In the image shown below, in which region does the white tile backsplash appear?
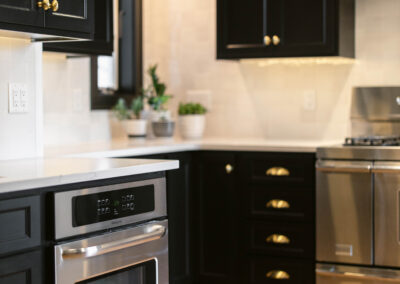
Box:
[0,38,42,160]
[41,0,400,146]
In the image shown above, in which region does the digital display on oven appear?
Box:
[72,185,155,227]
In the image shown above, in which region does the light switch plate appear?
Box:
[9,83,28,113]
[303,90,317,111]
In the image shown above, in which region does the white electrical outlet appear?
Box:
[303,90,317,111]
[9,83,28,113]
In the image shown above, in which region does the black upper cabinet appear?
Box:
[0,0,94,40]
[217,0,355,59]
[0,0,44,28]
[44,0,113,55]
[44,0,94,35]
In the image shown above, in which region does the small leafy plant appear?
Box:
[145,65,172,111]
[178,102,207,115]
[113,96,144,120]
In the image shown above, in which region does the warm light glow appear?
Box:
[241,57,357,67]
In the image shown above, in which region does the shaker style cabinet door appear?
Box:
[44,0,113,55]
[275,0,335,57]
[44,0,94,36]
[193,152,239,284]
[0,0,44,28]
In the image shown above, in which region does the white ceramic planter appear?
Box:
[122,119,147,137]
[178,115,206,140]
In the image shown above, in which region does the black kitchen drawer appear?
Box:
[245,256,314,284]
[247,222,314,258]
[0,196,41,256]
[239,153,315,187]
[0,249,42,284]
[247,187,314,222]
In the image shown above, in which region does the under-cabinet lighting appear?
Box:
[241,57,356,67]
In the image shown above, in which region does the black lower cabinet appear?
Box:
[0,250,43,284]
[166,153,195,284]
[192,152,239,284]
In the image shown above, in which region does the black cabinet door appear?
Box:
[0,196,41,256]
[0,250,42,284]
[166,153,194,284]
[0,0,43,28]
[44,0,94,36]
[273,0,335,57]
[193,152,239,284]
[43,0,113,55]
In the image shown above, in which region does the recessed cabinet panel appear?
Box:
[0,250,42,284]
[0,0,43,27]
[0,196,41,255]
[278,0,335,56]
[223,0,264,47]
[45,0,94,34]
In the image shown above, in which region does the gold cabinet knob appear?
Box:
[51,0,59,11]
[272,35,281,46]
[266,167,290,176]
[225,164,234,174]
[266,199,290,209]
[266,270,290,280]
[38,0,59,11]
[264,35,272,46]
[38,0,51,10]
[266,234,290,244]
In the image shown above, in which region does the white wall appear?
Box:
[43,0,400,145]
[143,0,400,141]
[42,53,124,146]
[0,38,42,160]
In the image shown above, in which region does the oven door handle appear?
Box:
[316,266,400,282]
[316,160,373,173]
[62,224,166,259]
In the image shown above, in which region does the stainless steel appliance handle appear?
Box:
[62,224,166,259]
[373,162,400,173]
[316,266,400,281]
[316,160,372,173]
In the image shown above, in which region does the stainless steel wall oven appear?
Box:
[52,177,168,284]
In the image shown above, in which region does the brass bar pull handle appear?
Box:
[266,234,290,244]
[266,167,290,176]
[266,270,290,280]
[225,164,234,174]
[266,199,290,209]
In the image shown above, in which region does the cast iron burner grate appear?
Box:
[344,136,400,146]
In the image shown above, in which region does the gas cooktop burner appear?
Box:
[344,136,400,146]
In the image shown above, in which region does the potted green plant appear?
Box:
[144,64,175,137]
[113,97,147,138]
[178,102,207,139]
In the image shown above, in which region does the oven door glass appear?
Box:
[77,260,156,284]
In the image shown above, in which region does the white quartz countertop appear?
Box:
[45,138,342,158]
[0,157,179,194]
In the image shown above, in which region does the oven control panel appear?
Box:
[72,185,155,227]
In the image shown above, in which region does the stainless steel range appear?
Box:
[316,87,400,283]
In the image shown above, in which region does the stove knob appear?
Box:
[105,198,110,205]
